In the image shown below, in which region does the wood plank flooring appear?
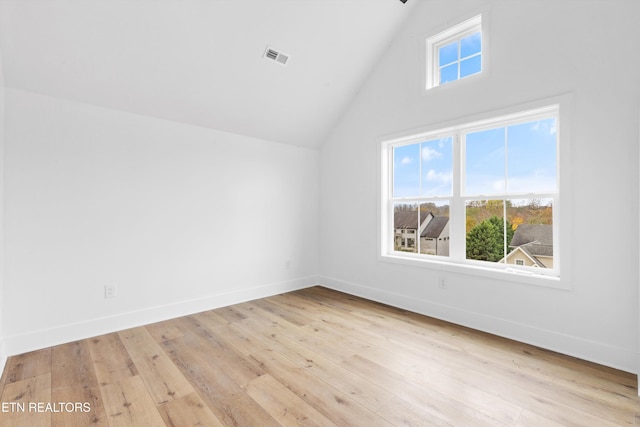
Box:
[0,286,638,426]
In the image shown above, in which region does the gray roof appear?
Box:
[509,224,553,266]
[394,211,431,229]
[519,243,553,257]
[518,243,553,264]
[510,224,553,247]
[512,246,546,267]
[421,216,449,238]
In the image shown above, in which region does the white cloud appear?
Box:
[466,175,554,195]
[506,173,556,193]
[400,156,413,165]
[422,146,442,161]
[464,172,556,196]
[531,120,556,135]
[492,180,506,192]
[425,169,452,183]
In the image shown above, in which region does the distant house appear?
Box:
[394,211,432,251]
[394,210,449,255]
[420,216,450,256]
[502,224,553,268]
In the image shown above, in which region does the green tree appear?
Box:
[487,216,514,250]
[466,216,513,262]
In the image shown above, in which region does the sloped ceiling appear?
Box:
[0,0,416,147]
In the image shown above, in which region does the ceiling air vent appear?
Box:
[264,47,289,65]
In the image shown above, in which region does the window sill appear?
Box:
[379,253,569,290]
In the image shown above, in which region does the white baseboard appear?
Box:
[3,276,318,358]
[319,275,637,374]
[4,274,634,375]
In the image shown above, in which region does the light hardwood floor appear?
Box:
[0,286,638,426]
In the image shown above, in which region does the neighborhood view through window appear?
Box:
[386,107,558,274]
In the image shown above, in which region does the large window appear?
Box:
[382,105,560,279]
[426,15,482,89]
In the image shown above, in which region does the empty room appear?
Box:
[0,0,639,425]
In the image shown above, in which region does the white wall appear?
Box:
[2,0,638,377]
[2,88,319,354]
[320,0,640,372]
[0,38,6,370]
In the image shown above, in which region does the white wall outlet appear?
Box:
[284,260,291,270]
[438,276,447,290]
[105,283,117,298]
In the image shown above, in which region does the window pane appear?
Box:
[439,41,458,66]
[507,118,557,193]
[465,128,505,195]
[460,55,481,78]
[465,200,507,263]
[427,16,482,88]
[419,202,450,256]
[421,137,453,197]
[460,32,481,57]
[393,203,420,253]
[393,143,420,197]
[386,105,559,277]
[440,63,458,84]
[506,199,554,269]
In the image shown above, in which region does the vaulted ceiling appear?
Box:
[0,0,416,147]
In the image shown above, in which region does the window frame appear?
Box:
[379,96,572,289]
[426,14,482,89]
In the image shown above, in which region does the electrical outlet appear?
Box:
[284,260,291,270]
[438,277,447,290]
[105,283,117,298]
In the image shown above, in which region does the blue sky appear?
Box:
[465,118,557,195]
[393,136,453,197]
[439,31,481,84]
[393,118,557,198]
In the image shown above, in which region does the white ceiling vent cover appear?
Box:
[264,47,289,65]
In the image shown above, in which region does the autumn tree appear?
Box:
[510,215,524,230]
[466,217,478,233]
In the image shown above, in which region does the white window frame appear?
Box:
[380,96,572,289]
[426,14,482,89]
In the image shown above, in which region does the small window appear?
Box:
[426,15,482,89]
[515,259,525,266]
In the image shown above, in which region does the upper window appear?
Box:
[426,15,482,89]
[382,105,560,281]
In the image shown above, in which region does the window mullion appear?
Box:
[417,143,422,254]
[418,142,423,195]
[504,127,509,261]
[502,200,508,264]
[416,209,421,254]
[457,41,462,80]
[387,147,395,254]
[451,132,465,262]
